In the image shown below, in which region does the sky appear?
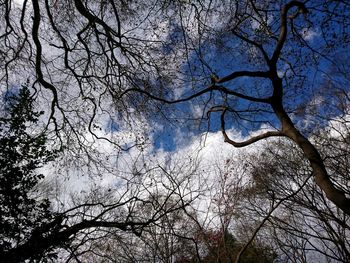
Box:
[1,1,349,261]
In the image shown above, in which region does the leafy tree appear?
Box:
[0,86,57,261]
[0,106,194,263]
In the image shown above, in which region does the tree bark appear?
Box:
[271,90,350,216]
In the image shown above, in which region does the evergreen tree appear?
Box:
[0,87,56,260]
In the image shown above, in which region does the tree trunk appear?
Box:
[273,103,350,216]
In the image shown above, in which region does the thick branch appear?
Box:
[73,0,118,35]
[1,217,146,263]
[262,0,350,217]
[31,0,59,122]
[216,70,269,84]
[271,1,307,65]
[272,104,350,216]
[220,108,285,148]
[2,194,190,262]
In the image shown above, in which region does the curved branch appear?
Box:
[118,83,270,105]
[272,102,350,216]
[32,0,59,123]
[220,108,285,148]
[271,1,308,65]
[0,217,144,263]
[267,1,350,216]
[2,197,190,263]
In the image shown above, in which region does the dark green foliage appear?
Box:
[0,87,56,257]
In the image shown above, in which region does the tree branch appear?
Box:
[272,101,350,216]
[32,0,59,122]
[234,174,312,263]
[220,108,285,148]
[118,83,270,105]
[231,31,270,63]
[216,70,269,84]
[271,1,308,65]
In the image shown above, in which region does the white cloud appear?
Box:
[301,28,319,42]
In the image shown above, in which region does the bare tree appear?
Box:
[116,0,350,214]
[243,117,349,262]
[1,0,350,261]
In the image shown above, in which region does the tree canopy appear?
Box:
[0,0,349,262]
